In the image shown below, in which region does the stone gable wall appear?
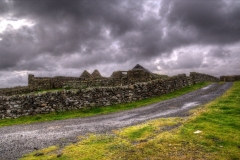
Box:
[29,75,80,89]
[127,70,153,84]
[0,76,81,96]
[63,78,128,89]
[0,72,219,119]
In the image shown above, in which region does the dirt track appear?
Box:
[0,82,232,160]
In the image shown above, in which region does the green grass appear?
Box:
[21,81,240,160]
[0,82,210,127]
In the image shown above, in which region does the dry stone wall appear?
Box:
[220,75,240,82]
[127,69,154,84]
[0,75,81,96]
[29,74,80,90]
[0,72,219,119]
[63,78,128,89]
[0,66,164,96]
[190,72,219,84]
[0,86,38,96]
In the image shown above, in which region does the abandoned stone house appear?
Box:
[0,64,222,97]
[28,64,166,90]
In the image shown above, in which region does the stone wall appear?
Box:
[0,72,219,119]
[190,72,219,84]
[127,69,155,84]
[0,65,166,96]
[0,71,157,96]
[0,86,39,96]
[0,75,81,96]
[64,70,157,89]
[0,72,219,96]
[63,78,128,89]
[220,75,240,82]
[29,74,80,90]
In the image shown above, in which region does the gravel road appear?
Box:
[0,82,232,160]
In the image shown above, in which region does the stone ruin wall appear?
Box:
[0,69,156,96]
[0,75,81,96]
[64,69,156,89]
[127,69,154,84]
[28,74,81,90]
[0,86,31,97]
[190,72,219,84]
[0,71,221,96]
[0,72,219,119]
[63,78,127,89]
[220,75,240,82]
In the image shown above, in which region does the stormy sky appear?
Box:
[0,0,240,88]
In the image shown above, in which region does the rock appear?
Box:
[6,110,11,114]
[41,104,47,107]
[128,85,134,89]
[105,102,110,106]
[111,96,118,100]
[84,101,90,105]
[14,105,20,108]
[194,130,202,134]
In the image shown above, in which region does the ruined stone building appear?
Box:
[27,64,167,91]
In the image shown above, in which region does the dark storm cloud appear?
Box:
[0,0,159,73]
[1,0,240,87]
[2,0,239,69]
[0,0,148,71]
[0,27,39,70]
[208,47,231,59]
[12,0,142,39]
[0,0,9,15]
[165,0,240,45]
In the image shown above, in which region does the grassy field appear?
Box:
[0,82,210,127]
[21,81,240,160]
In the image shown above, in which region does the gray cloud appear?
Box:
[165,0,240,44]
[0,0,240,87]
[208,47,231,59]
[0,0,9,15]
